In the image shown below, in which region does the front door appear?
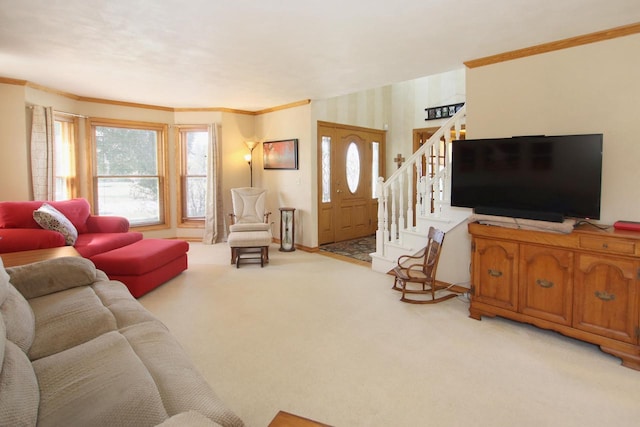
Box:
[318,122,385,245]
[334,130,369,241]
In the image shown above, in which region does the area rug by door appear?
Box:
[319,235,376,263]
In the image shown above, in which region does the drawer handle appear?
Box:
[595,290,615,302]
[602,243,609,249]
[488,269,503,278]
[536,279,554,288]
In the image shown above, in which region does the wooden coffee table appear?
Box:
[268,411,331,427]
[0,246,81,268]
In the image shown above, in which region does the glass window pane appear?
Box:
[97,177,160,225]
[346,142,360,193]
[371,141,379,199]
[321,136,331,203]
[95,127,158,176]
[186,176,206,218]
[187,131,208,175]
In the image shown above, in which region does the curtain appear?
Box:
[30,105,55,200]
[203,123,224,244]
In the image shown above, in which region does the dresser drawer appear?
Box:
[579,236,636,255]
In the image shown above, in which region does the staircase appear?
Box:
[371,106,471,275]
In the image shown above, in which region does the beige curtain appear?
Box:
[30,105,55,200]
[203,123,224,244]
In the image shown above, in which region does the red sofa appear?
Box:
[0,198,189,297]
[0,198,143,256]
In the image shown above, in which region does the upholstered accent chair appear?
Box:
[227,188,272,267]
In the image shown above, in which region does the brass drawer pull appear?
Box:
[488,269,503,278]
[536,279,554,288]
[595,290,615,302]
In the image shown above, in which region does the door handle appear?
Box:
[488,269,502,278]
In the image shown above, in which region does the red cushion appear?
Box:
[90,239,189,275]
[0,201,45,228]
[0,229,65,253]
[0,198,91,233]
[48,199,91,233]
[107,255,188,298]
[74,232,143,258]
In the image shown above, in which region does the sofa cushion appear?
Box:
[122,322,245,427]
[74,232,144,258]
[48,198,91,234]
[28,286,117,361]
[33,203,79,245]
[90,280,160,329]
[0,340,39,426]
[158,411,224,426]
[91,239,189,275]
[0,198,90,233]
[0,201,44,229]
[0,258,35,354]
[7,257,98,300]
[33,330,169,427]
[0,287,35,355]
[0,229,66,253]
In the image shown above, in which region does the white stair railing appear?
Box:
[375,106,466,256]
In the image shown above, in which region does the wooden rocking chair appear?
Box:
[391,227,458,304]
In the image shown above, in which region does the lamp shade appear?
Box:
[244,140,258,151]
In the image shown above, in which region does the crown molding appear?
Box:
[0,75,309,115]
[465,22,640,69]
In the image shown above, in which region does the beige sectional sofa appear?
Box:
[0,256,244,427]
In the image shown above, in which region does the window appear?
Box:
[371,141,379,199]
[89,118,168,228]
[53,115,79,200]
[176,126,208,225]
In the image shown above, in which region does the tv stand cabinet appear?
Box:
[468,222,640,370]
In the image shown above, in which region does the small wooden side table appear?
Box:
[0,246,81,268]
[268,411,331,427]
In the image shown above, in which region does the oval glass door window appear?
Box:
[346,142,360,193]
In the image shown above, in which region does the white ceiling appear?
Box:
[1,0,639,111]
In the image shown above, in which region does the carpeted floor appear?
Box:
[139,242,640,427]
[319,235,376,263]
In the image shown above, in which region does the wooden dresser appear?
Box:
[468,221,640,370]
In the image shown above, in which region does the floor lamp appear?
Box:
[244,141,258,187]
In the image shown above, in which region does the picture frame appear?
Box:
[425,102,465,121]
[263,139,298,170]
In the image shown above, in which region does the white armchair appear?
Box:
[229,187,271,232]
[227,187,272,267]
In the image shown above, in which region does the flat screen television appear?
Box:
[451,133,603,222]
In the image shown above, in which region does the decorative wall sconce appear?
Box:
[244,141,258,187]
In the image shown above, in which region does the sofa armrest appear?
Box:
[6,257,99,299]
[85,215,130,233]
[156,411,224,427]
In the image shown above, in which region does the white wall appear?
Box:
[388,68,466,164]
[466,33,640,225]
[255,104,313,248]
[0,84,29,200]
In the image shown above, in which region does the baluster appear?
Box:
[398,173,405,240]
[382,183,389,247]
[406,166,413,230]
[414,157,422,220]
[376,176,385,254]
[390,180,397,242]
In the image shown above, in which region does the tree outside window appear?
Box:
[177,127,208,225]
[89,119,168,227]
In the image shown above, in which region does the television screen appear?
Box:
[451,134,603,222]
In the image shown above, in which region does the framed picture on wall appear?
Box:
[263,139,298,170]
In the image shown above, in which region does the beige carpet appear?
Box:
[139,243,640,427]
